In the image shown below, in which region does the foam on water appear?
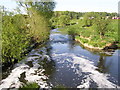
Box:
[0,64,49,89]
[0,47,52,89]
[52,53,119,88]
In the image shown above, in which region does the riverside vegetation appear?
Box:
[1,1,55,88]
[1,1,119,89]
[50,11,119,50]
[2,1,55,71]
[2,4,118,67]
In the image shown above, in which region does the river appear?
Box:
[0,28,120,88]
[48,28,119,88]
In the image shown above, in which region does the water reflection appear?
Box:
[68,41,76,50]
[38,45,56,76]
[96,55,109,73]
[40,60,56,76]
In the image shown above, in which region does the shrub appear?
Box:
[19,82,40,89]
[2,15,30,63]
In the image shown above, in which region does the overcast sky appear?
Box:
[0,0,119,13]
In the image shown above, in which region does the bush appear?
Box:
[105,19,118,41]
[19,82,40,89]
[2,15,30,63]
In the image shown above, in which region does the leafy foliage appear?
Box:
[2,14,30,63]
[83,12,94,26]
[27,7,50,43]
[58,15,70,27]
[19,82,40,89]
[94,17,109,38]
[2,1,55,64]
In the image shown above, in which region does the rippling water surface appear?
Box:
[48,28,119,88]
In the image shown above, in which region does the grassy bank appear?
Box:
[60,19,119,50]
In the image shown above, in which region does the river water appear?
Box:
[48,28,120,88]
[0,28,119,88]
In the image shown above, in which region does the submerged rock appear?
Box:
[19,72,27,84]
[25,61,33,67]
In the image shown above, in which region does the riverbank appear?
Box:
[60,19,119,51]
[75,35,119,51]
[2,12,51,77]
[2,3,53,70]
[75,38,103,51]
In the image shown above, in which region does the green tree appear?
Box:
[95,17,109,38]
[18,1,55,20]
[58,15,70,26]
[27,7,50,42]
[18,0,55,42]
[83,12,94,26]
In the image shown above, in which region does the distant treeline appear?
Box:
[50,11,118,28]
[53,11,118,19]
